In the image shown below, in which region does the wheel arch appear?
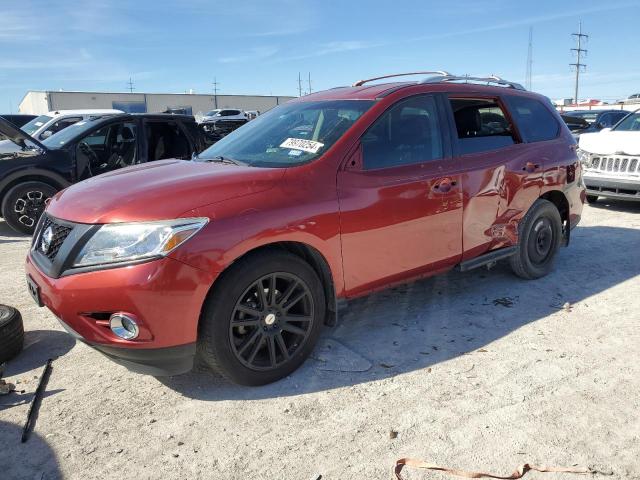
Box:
[0,170,70,208]
[539,189,570,244]
[204,241,338,327]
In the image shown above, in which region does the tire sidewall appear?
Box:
[517,200,562,278]
[1,181,58,235]
[200,252,325,386]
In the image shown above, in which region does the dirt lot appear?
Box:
[1,201,639,480]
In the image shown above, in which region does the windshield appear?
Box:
[565,111,598,123]
[20,115,53,136]
[197,100,374,167]
[613,111,640,131]
[41,117,106,148]
[205,110,220,116]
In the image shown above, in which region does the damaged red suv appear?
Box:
[25,73,585,385]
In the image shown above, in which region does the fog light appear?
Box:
[109,313,139,340]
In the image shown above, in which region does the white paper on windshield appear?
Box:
[280,138,324,154]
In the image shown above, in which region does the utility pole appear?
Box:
[525,26,533,90]
[127,77,135,93]
[307,72,312,94]
[298,72,303,97]
[212,77,220,108]
[570,21,588,105]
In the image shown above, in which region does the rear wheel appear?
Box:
[586,194,598,204]
[198,251,325,386]
[509,199,562,280]
[1,181,58,235]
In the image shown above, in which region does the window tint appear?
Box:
[145,121,192,160]
[450,98,516,154]
[362,95,443,170]
[112,101,147,113]
[505,96,559,143]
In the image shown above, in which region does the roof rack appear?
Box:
[352,71,451,87]
[420,74,526,90]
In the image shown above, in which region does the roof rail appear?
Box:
[352,71,451,87]
[420,74,526,90]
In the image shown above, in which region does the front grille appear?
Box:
[588,155,640,175]
[37,216,73,260]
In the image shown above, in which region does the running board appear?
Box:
[457,246,518,272]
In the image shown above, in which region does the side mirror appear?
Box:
[40,130,53,139]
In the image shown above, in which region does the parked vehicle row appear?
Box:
[577,108,640,203]
[560,109,631,139]
[0,113,205,233]
[198,108,260,144]
[23,72,585,386]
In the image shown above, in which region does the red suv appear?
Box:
[25,73,585,385]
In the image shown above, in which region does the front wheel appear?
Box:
[509,199,562,280]
[198,251,325,386]
[1,181,58,235]
[586,194,598,204]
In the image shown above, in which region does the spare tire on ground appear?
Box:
[0,305,24,363]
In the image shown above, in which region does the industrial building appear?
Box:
[18,90,296,116]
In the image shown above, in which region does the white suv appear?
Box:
[578,109,640,203]
[0,109,122,154]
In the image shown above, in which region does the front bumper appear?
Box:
[26,253,218,376]
[584,173,640,201]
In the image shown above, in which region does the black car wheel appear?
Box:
[198,251,325,386]
[509,199,562,280]
[0,305,24,363]
[1,181,57,235]
[586,194,598,204]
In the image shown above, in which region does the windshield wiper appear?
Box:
[203,155,247,166]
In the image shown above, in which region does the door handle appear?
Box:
[522,161,540,173]
[433,177,457,193]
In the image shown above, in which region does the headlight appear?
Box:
[73,217,208,267]
[576,147,591,165]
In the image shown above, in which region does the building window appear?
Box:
[112,101,147,113]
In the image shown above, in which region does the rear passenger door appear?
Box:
[337,94,463,296]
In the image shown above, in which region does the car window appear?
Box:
[76,122,138,178]
[613,111,640,131]
[40,116,83,139]
[610,112,628,125]
[20,115,53,136]
[145,121,192,160]
[450,98,517,154]
[504,96,559,142]
[362,95,443,170]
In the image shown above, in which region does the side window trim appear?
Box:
[502,94,561,143]
[360,93,450,171]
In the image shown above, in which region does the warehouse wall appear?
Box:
[18,91,295,115]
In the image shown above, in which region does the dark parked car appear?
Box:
[563,109,631,138]
[0,114,38,128]
[0,113,205,234]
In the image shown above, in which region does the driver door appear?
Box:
[337,94,463,296]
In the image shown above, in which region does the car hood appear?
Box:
[0,116,48,152]
[579,131,640,155]
[47,159,286,224]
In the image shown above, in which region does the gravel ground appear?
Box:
[1,201,639,480]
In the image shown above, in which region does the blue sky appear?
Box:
[1,0,639,112]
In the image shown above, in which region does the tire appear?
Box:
[586,194,598,204]
[0,305,24,363]
[1,181,58,235]
[509,199,563,280]
[198,251,325,386]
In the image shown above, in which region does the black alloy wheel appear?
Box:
[1,181,58,235]
[229,272,314,371]
[198,251,325,386]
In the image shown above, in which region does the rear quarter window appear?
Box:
[506,96,560,143]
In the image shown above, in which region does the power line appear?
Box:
[570,21,588,105]
[525,26,533,90]
[127,77,135,93]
